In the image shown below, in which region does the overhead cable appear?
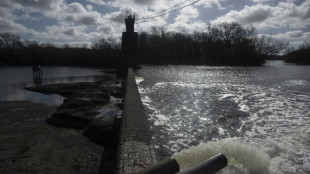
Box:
[139,0,201,20]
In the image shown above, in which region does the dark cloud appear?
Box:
[242,6,271,23]
[0,0,11,8]
[13,0,63,11]
[301,6,310,20]
[65,16,75,22]
[63,29,75,36]
[288,31,303,38]
[99,26,112,34]
[133,0,154,5]
[79,15,97,25]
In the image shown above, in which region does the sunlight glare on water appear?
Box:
[136,61,310,173]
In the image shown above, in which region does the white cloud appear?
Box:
[211,4,273,26]
[175,6,199,23]
[0,17,35,34]
[259,30,310,48]
[67,3,87,13]
[87,0,106,6]
[196,0,224,9]
[86,5,94,11]
[211,1,310,30]
[169,20,207,33]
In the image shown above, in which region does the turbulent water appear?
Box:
[135,61,310,174]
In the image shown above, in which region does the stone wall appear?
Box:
[116,68,157,174]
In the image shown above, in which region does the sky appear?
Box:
[0,0,309,48]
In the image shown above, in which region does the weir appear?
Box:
[116,68,157,173]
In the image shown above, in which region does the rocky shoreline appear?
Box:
[0,75,124,173]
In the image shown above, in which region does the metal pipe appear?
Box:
[138,158,180,174]
[178,153,228,174]
[138,153,227,174]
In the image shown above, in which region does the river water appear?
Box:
[0,66,111,106]
[136,61,310,174]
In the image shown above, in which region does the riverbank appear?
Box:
[0,74,124,173]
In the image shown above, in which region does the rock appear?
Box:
[47,113,91,130]
[58,99,93,110]
[83,118,118,148]
[24,77,124,148]
[109,90,124,98]
[70,91,110,105]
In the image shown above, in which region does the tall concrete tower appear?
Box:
[120,15,138,70]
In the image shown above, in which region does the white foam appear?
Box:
[135,76,144,85]
[239,103,250,112]
[173,139,270,174]
[153,114,170,126]
[219,94,235,100]
[285,79,307,85]
[218,127,226,135]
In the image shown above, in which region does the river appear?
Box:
[136,61,310,174]
[0,66,112,106]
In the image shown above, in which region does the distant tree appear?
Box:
[255,35,289,56]
[0,33,22,49]
[138,23,288,66]
[40,42,56,48]
[284,42,310,64]
[62,43,70,49]
[23,40,40,48]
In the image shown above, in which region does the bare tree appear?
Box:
[256,35,289,56]
[0,32,22,49]
[91,37,120,50]
[24,40,40,48]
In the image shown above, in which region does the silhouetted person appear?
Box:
[32,65,42,79]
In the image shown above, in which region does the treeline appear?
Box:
[138,23,288,66]
[284,43,310,65]
[0,33,120,67]
[1,22,289,67]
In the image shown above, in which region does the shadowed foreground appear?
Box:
[0,101,103,173]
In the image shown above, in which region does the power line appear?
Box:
[146,0,192,17]
[139,0,201,21]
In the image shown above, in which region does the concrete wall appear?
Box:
[116,68,157,174]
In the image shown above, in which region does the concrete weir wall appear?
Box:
[116,68,157,174]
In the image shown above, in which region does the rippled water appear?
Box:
[0,66,111,106]
[136,61,310,174]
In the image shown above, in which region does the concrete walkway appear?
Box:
[116,69,157,174]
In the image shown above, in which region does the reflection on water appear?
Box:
[136,60,310,174]
[0,66,112,106]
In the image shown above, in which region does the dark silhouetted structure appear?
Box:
[32,65,42,86]
[32,65,42,77]
[119,15,139,72]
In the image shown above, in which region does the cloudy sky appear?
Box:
[0,0,309,47]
